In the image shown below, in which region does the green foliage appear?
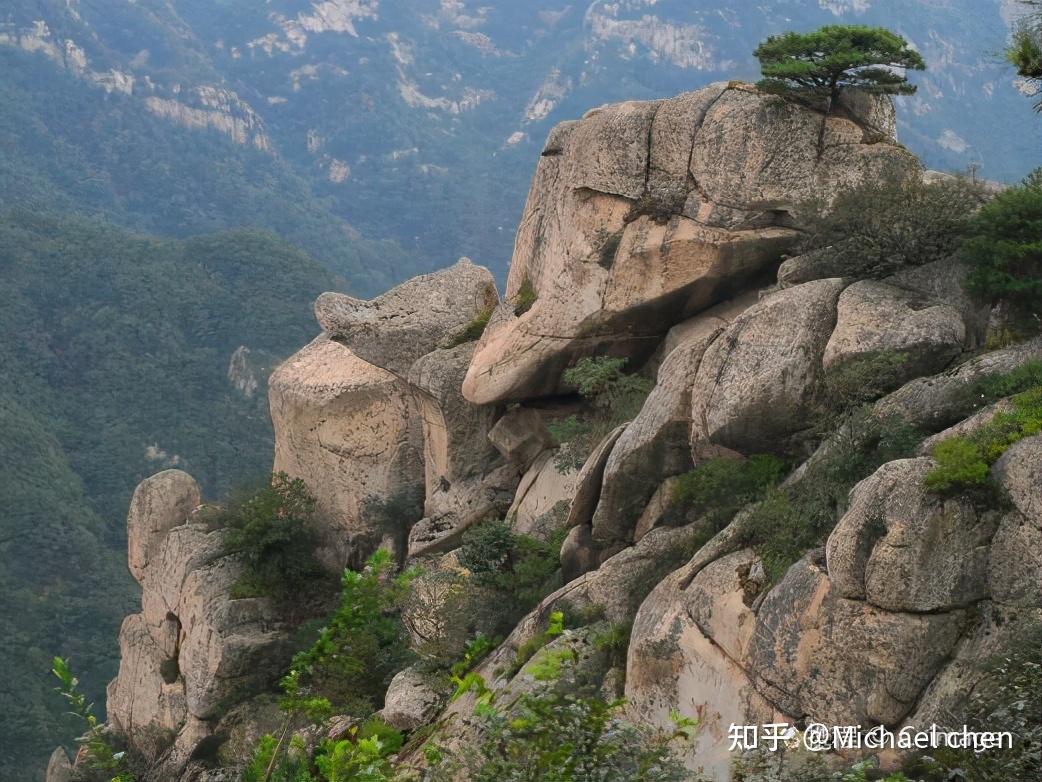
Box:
[962,170,1042,313]
[671,455,787,528]
[514,277,538,316]
[744,411,924,582]
[1007,8,1042,110]
[511,611,566,674]
[213,473,325,602]
[52,657,137,781]
[964,359,1042,402]
[457,521,565,634]
[820,352,911,414]
[592,622,633,671]
[549,357,653,472]
[445,306,494,348]
[755,25,925,102]
[797,170,986,280]
[283,551,415,717]
[926,385,1042,491]
[428,683,693,782]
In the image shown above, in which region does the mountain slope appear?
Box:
[2,0,1037,282]
[0,212,335,780]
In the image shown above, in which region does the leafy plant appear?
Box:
[52,656,137,781]
[671,455,787,528]
[1007,5,1042,111]
[962,169,1042,314]
[457,521,565,634]
[445,306,493,347]
[755,25,924,152]
[283,550,415,717]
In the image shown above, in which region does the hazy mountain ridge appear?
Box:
[2,0,1037,283]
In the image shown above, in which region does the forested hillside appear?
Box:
[0,213,334,779]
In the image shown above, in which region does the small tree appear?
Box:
[962,168,1042,315]
[754,25,925,150]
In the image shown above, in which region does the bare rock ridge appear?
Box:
[461,81,917,405]
[58,84,1042,782]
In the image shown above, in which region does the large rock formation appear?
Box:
[462,82,918,405]
[106,471,293,777]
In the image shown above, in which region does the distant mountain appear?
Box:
[0,213,333,780]
[1,0,1038,284]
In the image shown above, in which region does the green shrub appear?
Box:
[797,169,986,279]
[671,455,787,528]
[549,357,653,472]
[926,385,1042,491]
[427,686,694,782]
[820,351,910,415]
[51,657,139,781]
[282,550,415,717]
[445,306,494,347]
[744,412,923,583]
[511,611,566,674]
[963,170,1042,313]
[211,473,325,602]
[457,521,565,634]
[514,277,538,316]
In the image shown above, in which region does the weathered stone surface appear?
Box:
[918,398,1015,455]
[108,476,294,773]
[886,259,990,349]
[907,602,1042,729]
[826,458,996,612]
[591,327,722,548]
[315,258,498,376]
[379,666,444,731]
[691,278,845,452]
[269,335,424,569]
[559,523,598,584]
[106,613,188,759]
[873,336,1042,431]
[508,450,577,539]
[823,279,965,380]
[487,406,555,472]
[45,748,74,782]
[564,424,627,531]
[464,84,910,406]
[746,555,966,727]
[409,343,499,492]
[626,555,780,781]
[128,470,201,584]
[690,87,915,223]
[988,436,1042,607]
[633,476,684,543]
[656,289,760,362]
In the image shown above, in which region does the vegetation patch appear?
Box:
[962,168,1042,316]
[209,473,328,605]
[514,277,538,316]
[926,385,1042,492]
[548,357,653,473]
[444,306,494,348]
[671,455,787,528]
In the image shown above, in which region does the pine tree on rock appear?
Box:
[754,25,925,153]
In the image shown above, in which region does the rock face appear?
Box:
[106,471,292,776]
[315,258,498,376]
[269,335,425,568]
[690,278,845,452]
[462,83,916,405]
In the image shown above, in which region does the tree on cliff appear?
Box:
[1008,2,1042,110]
[754,25,925,151]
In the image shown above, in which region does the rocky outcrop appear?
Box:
[268,335,424,569]
[106,471,293,777]
[378,666,444,731]
[315,258,497,376]
[690,278,845,452]
[462,83,917,405]
[823,279,966,381]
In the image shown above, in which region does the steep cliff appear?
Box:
[53,84,1041,782]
